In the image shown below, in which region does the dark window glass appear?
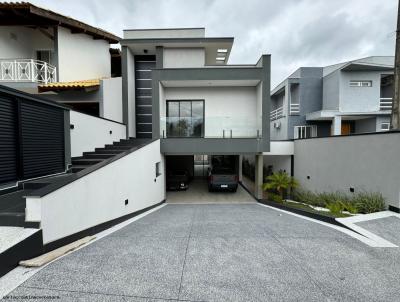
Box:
[166,100,204,137]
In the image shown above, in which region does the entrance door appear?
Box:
[341,122,353,135]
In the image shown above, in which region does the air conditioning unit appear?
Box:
[274,121,281,129]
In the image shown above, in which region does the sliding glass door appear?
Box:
[166,100,204,137]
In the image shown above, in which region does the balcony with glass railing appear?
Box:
[160,116,262,139]
[0,59,57,84]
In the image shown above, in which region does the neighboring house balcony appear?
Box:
[0,59,57,84]
[270,106,284,121]
[380,97,393,111]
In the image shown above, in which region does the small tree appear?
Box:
[263,171,298,201]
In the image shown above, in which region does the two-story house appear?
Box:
[121,28,271,198]
[0,2,123,122]
[270,56,394,140]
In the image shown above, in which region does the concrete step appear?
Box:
[0,212,26,227]
[93,149,126,154]
[71,158,103,166]
[103,145,132,150]
[81,153,117,160]
[71,165,91,173]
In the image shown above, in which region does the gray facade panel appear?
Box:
[294,132,400,208]
[161,138,264,154]
[152,60,270,153]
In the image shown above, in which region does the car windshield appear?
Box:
[212,168,234,174]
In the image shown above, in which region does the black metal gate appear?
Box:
[0,86,67,185]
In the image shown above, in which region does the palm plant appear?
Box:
[263,171,299,201]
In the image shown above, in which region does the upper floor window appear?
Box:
[349,80,372,87]
[166,100,204,138]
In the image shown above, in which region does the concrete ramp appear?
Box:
[337,211,400,247]
[0,227,43,277]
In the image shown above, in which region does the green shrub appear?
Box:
[263,171,298,201]
[292,189,324,207]
[268,192,283,203]
[353,192,386,214]
[326,202,345,215]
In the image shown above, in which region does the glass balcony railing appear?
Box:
[160,116,262,138]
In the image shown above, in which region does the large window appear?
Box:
[166,100,204,137]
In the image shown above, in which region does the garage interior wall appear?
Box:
[293,132,400,208]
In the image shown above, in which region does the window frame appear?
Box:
[166,99,205,138]
[349,80,372,87]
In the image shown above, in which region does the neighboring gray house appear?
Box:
[270,56,394,140]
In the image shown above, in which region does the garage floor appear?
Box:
[167,180,255,204]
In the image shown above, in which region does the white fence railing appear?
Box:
[0,59,57,84]
[380,98,393,111]
[270,106,284,121]
[289,103,300,115]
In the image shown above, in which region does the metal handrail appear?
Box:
[0,59,57,84]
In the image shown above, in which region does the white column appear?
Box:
[255,154,264,199]
[333,115,342,135]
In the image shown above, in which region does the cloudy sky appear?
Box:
[30,0,397,87]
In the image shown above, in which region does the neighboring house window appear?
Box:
[294,125,317,139]
[380,122,390,131]
[349,80,372,87]
[156,162,162,177]
[166,100,204,137]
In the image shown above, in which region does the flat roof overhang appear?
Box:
[121,37,234,65]
[161,79,261,87]
[341,63,393,72]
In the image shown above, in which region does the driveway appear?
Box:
[5,204,400,302]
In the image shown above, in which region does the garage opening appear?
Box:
[165,155,255,203]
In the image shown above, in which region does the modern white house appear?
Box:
[0,2,123,122]
[121,27,271,196]
[270,56,394,140]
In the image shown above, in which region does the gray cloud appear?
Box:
[29,0,397,87]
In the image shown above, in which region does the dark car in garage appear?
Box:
[207,167,238,192]
[166,170,190,191]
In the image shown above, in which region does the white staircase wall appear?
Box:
[70,111,126,157]
[26,140,165,244]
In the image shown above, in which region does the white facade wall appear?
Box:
[70,111,126,157]
[0,26,54,62]
[163,48,205,68]
[100,77,123,123]
[162,86,259,137]
[57,27,111,82]
[26,140,165,244]
[264,155,292,175]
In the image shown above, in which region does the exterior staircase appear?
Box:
[0,138,149,228]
